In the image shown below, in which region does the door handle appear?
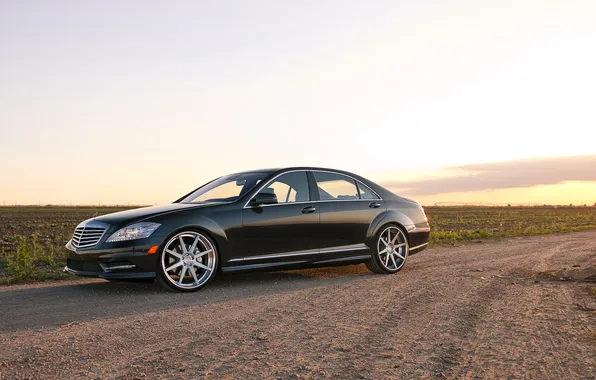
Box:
[301,206,316,214]
[369,202,381,208]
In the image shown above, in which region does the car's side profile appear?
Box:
[65,167,430,291]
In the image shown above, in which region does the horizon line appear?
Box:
[1,202,595,208]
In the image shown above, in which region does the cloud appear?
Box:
[381,155,596,196]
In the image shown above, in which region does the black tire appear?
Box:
[157,230,218,292]
[366,224,409,274]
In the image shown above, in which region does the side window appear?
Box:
[313,172,359,201]
[357,182,380,200]
[257,172,310,204]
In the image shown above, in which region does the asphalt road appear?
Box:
[0,231,594,378]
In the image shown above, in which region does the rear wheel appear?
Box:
[157,231,218,292]
[366,225,408,274]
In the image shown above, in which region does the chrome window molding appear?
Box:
[243,169,383,209]
[245,198,381,209]
[313,199,381,204]
[248,200,315,208]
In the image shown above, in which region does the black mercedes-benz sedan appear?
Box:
[65,167,430,291]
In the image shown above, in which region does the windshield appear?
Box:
[180,172,269,204]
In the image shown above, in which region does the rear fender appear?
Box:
[367,210,416,244]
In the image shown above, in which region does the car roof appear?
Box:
[238,167,354,175]
[231,167,372,183]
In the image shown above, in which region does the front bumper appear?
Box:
[64,265,156,279]
[64,238,162,279]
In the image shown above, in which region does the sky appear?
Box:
[0,0,595,206]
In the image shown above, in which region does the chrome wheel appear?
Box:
[161,231,217,290]
[377,226,408,271]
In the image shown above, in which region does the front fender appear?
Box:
[148,213,232,260]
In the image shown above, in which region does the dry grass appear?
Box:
[426,206,596,245]
[0,206,130,284]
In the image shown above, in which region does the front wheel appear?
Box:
[366,225,409,274]
[157,231,218,292]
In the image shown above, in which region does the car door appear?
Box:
[239,171,320,261]
[312,171,386,253]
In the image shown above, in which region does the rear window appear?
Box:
[313,172,359,201]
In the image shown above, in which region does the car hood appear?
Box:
[91,203,216,226]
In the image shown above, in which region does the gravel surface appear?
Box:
[1,231,595,379]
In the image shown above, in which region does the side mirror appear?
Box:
[250,192,278,206]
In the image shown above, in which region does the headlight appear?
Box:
[106,222,161,242]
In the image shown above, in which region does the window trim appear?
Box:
[356,181,381,200]
[311,170,383,202]
[243,169,383,208]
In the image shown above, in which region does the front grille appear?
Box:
[71,225,107,248]
[67,259,103,272]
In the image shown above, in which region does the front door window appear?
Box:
[255,171,310,204]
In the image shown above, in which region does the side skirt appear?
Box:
[220,254,371,273]
[227,243,369,263]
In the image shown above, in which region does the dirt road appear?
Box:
[1,232,595,379]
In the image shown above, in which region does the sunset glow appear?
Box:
[403,181,596,207]
[1,1,595,205]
